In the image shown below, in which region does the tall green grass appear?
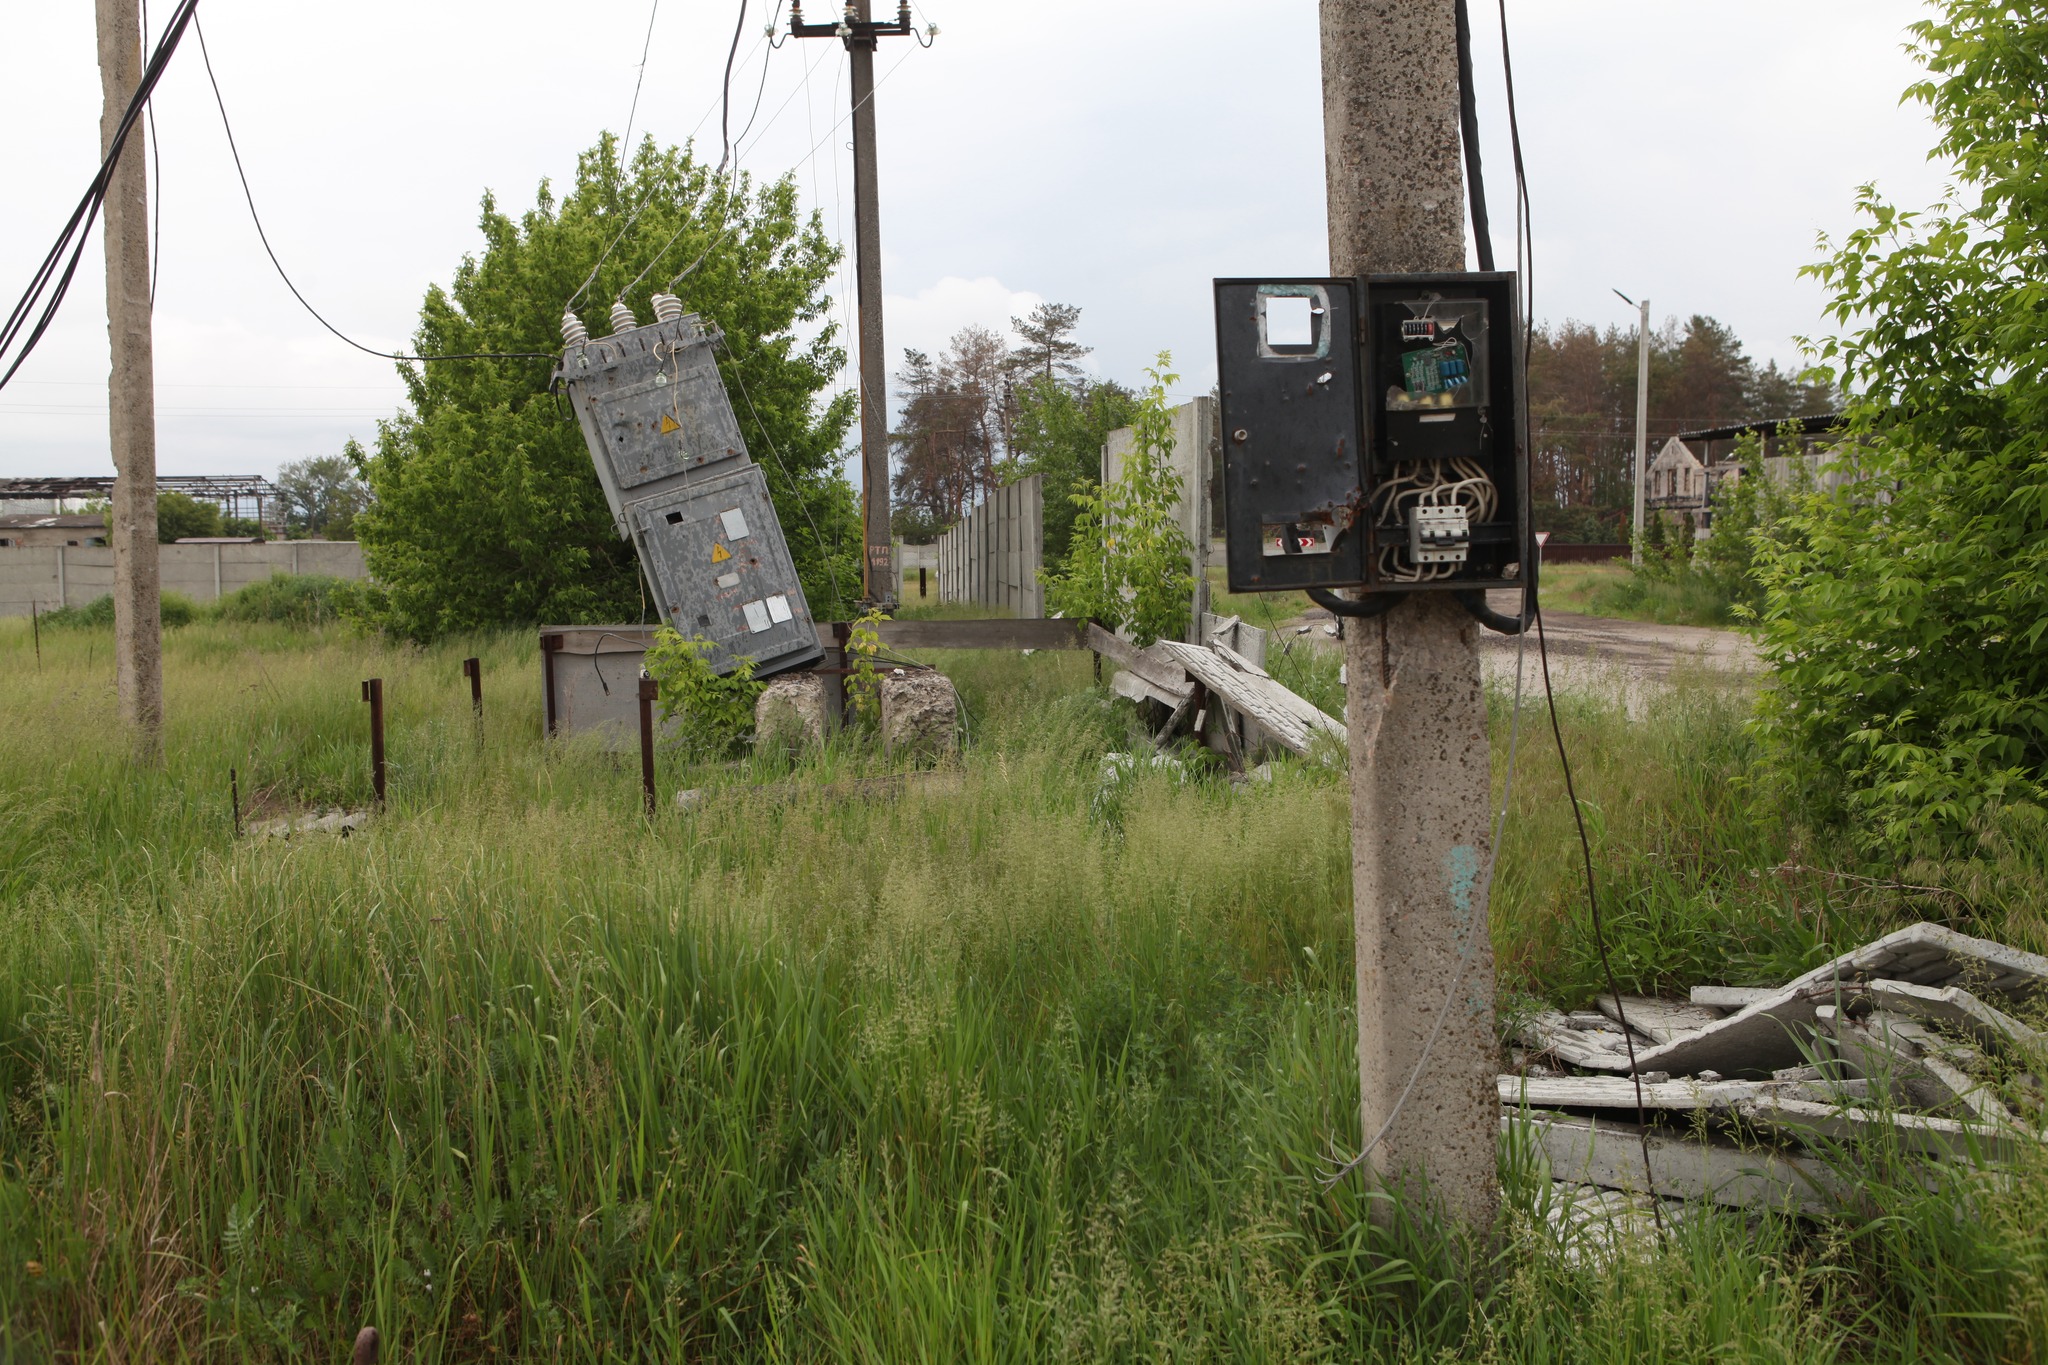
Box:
[1,618,2043,1360]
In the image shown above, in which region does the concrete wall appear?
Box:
[936,474,1044,618]
[1101,396,1216,641]
[0,540,367,616]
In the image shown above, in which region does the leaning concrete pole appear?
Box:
[1322,0,1498,1232]
[98,0,163,756]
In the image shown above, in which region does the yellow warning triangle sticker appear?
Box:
[710,542,732,564]
[659,413,682,434]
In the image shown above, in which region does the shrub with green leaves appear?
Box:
[643,628,764,759]
[213,574,359,627]
[37,592,200,629]
[1756,0,2048,851]
[1044,354,1195,647]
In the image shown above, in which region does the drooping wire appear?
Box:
[0,0,197,392]
[618,0,753,301]
[191,17,554,367]
[619,0,663,168]
[1493,0,1664,1229]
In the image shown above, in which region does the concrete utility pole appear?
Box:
[789,0,918,608]
[97,0,162,756]
[1622,292,1650,563]
[1322,0,1497,1233]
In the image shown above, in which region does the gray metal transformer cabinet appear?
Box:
[556,307,823,678]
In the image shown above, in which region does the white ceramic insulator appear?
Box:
[650,293,684,323]
[560,310,590,346]
[609,301,638,334]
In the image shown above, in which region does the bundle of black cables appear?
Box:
[0,0,200,392]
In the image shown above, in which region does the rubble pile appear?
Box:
[1505,923,2048,1218]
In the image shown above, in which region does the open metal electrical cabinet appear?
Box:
[1213,272,1528,598]
[555,309,823,678]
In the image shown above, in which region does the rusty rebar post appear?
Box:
[637,675,658,816]
[462,656,483,749]
[360,678,386,806]
[230,766,242,839]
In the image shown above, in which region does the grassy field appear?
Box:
[2,611,2045,1360]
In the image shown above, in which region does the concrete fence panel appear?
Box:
[935,474,1044,618]
[0,541,368,616]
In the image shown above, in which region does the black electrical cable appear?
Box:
[1454,0,1493,273]
[192,17,555,367]
[1493,0,1663,1231]
[142,0,163,308]
[0,0,198,391]
[1306,585,1400,619]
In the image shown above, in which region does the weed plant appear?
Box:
[0,618,2043,1359]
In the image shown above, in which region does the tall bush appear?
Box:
[1043,356,1194,647]
[1756,0,2048,850]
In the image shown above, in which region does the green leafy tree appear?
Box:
[1045,355,1194,647]
[1010,375,1138,568]
[355,134,859,638]
[155,491,222,542]
[278,449,371,539]
[1006,301,1090,389]
[1756,0,2048,850]
[1691,428,1810,616]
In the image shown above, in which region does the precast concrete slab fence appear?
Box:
[0,540,368,616]
[935,474,1044,619]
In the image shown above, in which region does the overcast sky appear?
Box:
[0,1,1950,487]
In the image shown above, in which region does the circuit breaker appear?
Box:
[1213,272,1526,596]
[556,299,823,677]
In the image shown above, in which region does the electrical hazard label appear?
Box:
[710,542,732,564]
[659,413,681,434]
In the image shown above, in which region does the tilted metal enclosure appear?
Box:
[557,310,821,677]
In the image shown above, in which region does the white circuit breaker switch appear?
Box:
[1409,504,1471,564]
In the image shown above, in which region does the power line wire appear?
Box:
[191,17,554,367]
[619,0,663,166]
[0,0,198,393]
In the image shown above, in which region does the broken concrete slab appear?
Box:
[1499,1074,1872,1114]
[1782,922,2048,1002]
[1515,1010,1636,1072]
[1629,923,2048,1078]
[1818,1007,2011,1126]
[1624,983,1838,1079]
[252,808,369,839]
[1734,1095,2021,1163]
[1509,1109,1843,1216]
[1690,985,1778,1011]
[1597,994,1723,1045]
[1867,979,2042,1052]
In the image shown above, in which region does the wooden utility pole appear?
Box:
[789,0,920,608]
[1629,295,1650,563]
[1322,0,1498,1233]
[97,0,162,755]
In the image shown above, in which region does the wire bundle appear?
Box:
[0,0,199,392]
[1370,458,1499,581]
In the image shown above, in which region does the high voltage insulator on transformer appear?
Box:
[609,301,639,335]
[561,310,591,346]
[651,293,685,323]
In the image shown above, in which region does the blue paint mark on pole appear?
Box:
[1445,844,1480,928]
